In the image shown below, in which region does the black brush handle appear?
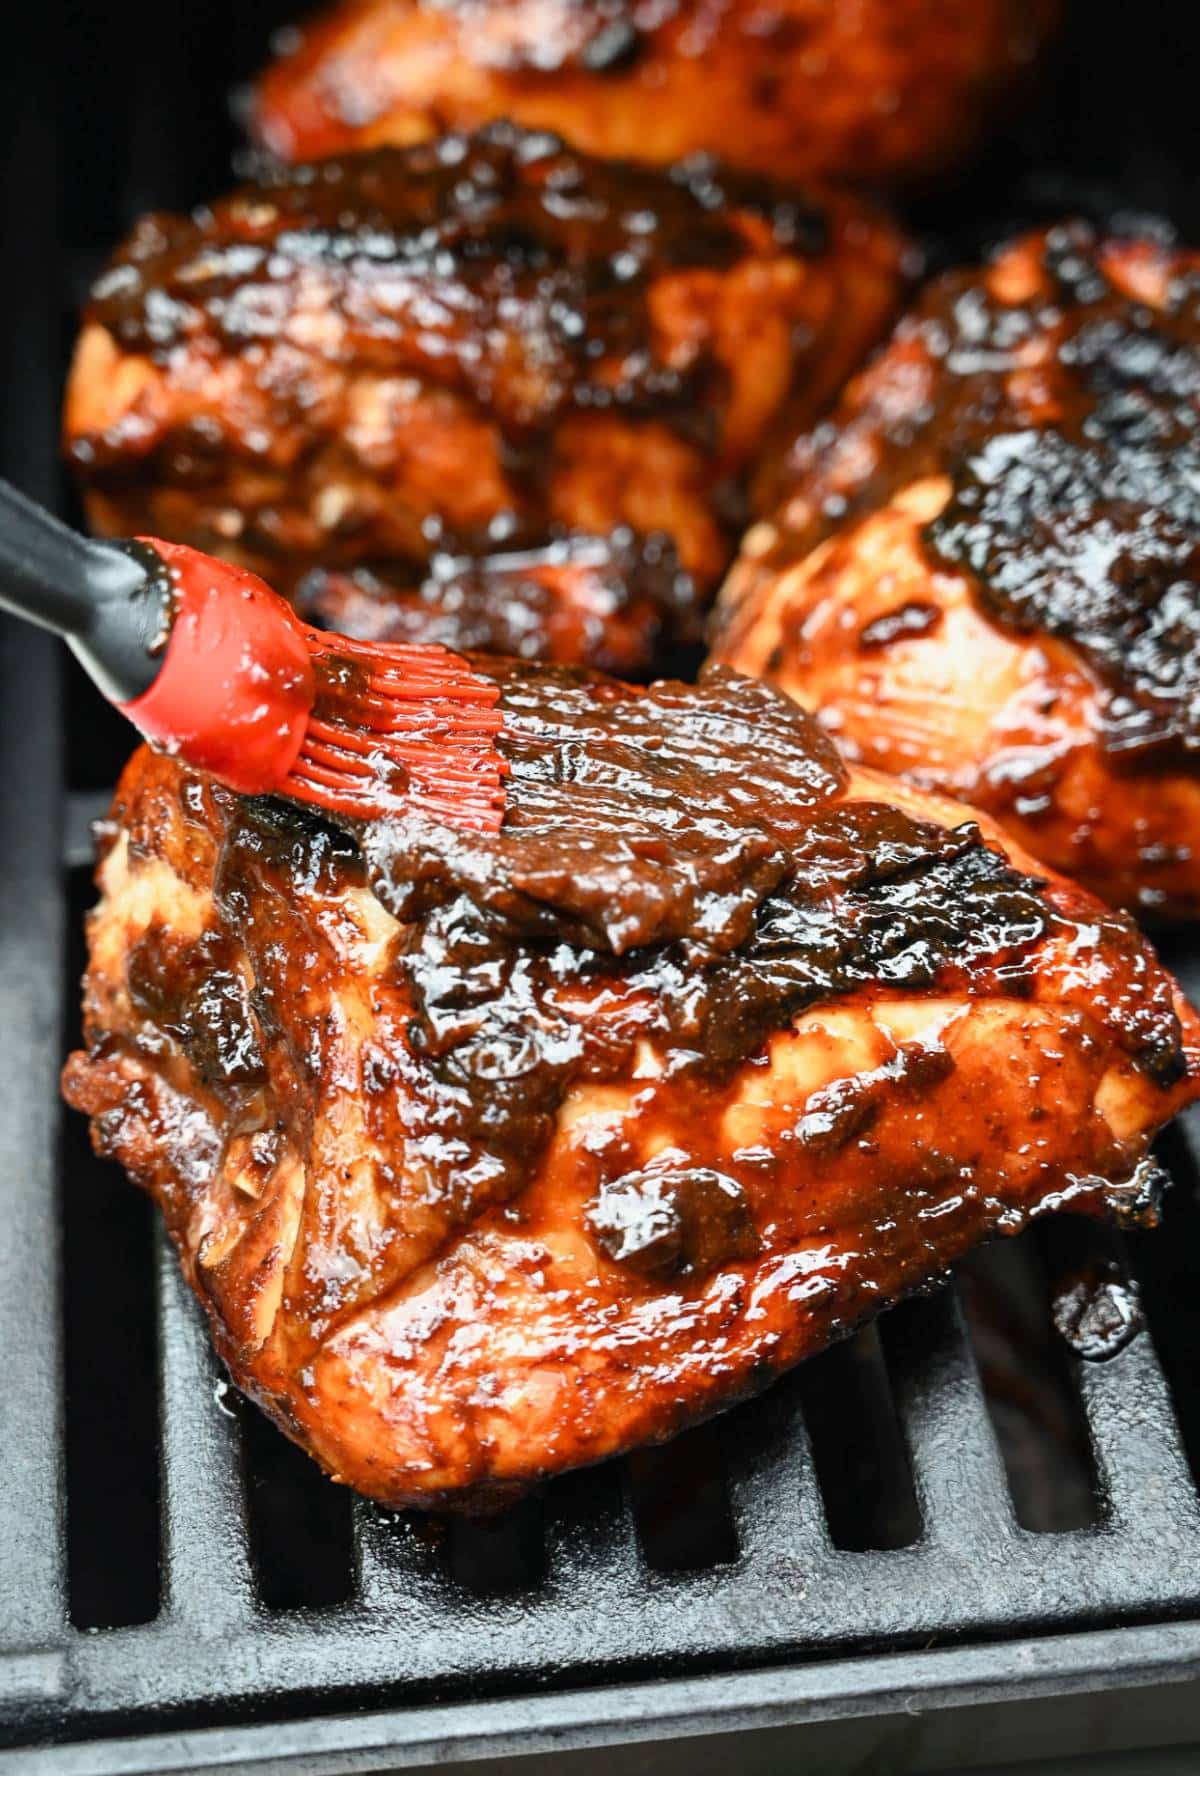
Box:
[0,480,169,701]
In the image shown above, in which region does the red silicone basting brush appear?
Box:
[0,480,507,831]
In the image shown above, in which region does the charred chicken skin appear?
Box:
[63,659,1200,1508]
[63,127,905,676]
[251,0,1060,191]
[715,224,1200,920]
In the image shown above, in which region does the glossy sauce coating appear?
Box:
[252,0,1060,190]
[295,528,700,673]
[716,225,1200,918]
[64,657,1200,1506]
[64,126,906,676]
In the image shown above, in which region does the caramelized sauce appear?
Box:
[585,1157,758,1278]
[200,660,1183,1269]
[125,924,267,1090]
[295,528,700,675]
[925,232,1200,763]
[764,223,1200,769]
[87,124,823,448]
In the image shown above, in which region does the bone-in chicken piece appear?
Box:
[63,127,905,676]
[63,658,1200,1509]
[715,224,1200,920]
[251,0,1060,190]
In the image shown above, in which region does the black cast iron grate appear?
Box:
[3,0,1200,1775]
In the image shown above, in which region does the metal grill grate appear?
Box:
[4,0,1200,1774]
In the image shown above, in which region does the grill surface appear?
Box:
[3,0,1200,1774]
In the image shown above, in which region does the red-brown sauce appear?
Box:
[187,660,1183,1270]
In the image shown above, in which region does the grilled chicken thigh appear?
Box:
[252,0,1060,190]
[715,224,1200,919]
[64,127,905,676]
[64,659,1200,1508]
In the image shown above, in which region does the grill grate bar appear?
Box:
[883,1288,1018,1552]
[0,29,69,1666]
[541,1456,642,1601]
[353,1501,452,1609]
[723,1369,831,1567]
[1076,1326,1200,1536]
[0,627,67,1665]
[155,1231,255,1626]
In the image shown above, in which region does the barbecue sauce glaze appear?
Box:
[81,124,822,477]
[294,529,701,675]
[114,659,1186,1287]
[67,121,900,676]
[757,223,1200,771]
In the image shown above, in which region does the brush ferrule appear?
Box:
[0,480,169,701]
[73,539,174,704]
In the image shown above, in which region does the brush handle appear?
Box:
[0,479,167,701]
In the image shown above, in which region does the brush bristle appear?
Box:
[279,633,508,832]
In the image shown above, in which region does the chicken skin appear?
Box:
[63,127,905,676]
[251,0,1060,191]
[63,658,1200,1509]
[715,224,1200,920]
